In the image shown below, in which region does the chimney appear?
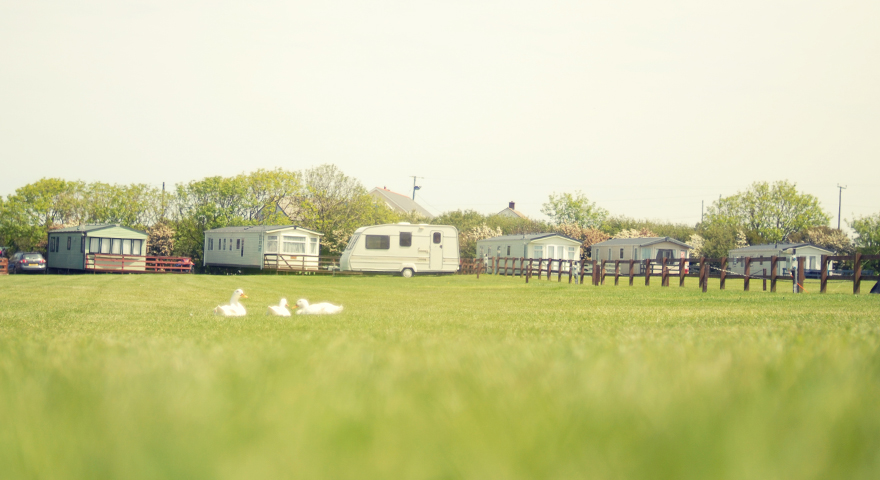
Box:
[509,201,515,210]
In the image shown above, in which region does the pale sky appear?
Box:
[1,1,878,229]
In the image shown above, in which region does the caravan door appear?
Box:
[429,231,443,270]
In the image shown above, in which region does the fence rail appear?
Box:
[85,254,193,273]
[463,254,880,295]
[0,258,7,275]
[262,255,359,275]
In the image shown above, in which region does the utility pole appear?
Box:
[837,184,847,230]
[410,176,423,200]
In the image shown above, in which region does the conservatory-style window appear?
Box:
[267,236,278,253]
[534,245,543,259]
[572,247,578,259]
[547,246,555,259]
[310,237,318,254]
[132,240,142,256]
[111,239,122,254]
[282,235,306,253]
[100,238,111,254]
[122,239,132,255]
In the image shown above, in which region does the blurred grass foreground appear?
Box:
[1,274,878,479]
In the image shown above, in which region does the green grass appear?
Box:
[1,273,879,480]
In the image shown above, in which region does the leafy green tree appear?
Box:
[0,178,81,252]
[788,226,854,255]
[850,213,880,270]
[541,191,607,228]
[602,216,695,243]
[703,181,830,243]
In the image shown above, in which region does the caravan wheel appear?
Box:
[401,268,414,278]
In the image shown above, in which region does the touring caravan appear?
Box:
[340,223,459,277]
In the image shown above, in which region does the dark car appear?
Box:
[9,252,47,274]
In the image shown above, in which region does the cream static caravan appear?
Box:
[203,225,322,271]
[340,223,460,277]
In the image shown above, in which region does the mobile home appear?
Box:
[589,237,693,274]
[204,225,323,271]
[340,223,459,276]
[47,224,149,272]
[475,233,582,272]
[727,243,833,276]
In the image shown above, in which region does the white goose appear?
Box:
[214,289,248,316]
[294,299,344,315]
[267,298,291,317]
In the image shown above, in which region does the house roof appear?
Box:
[478,233,582,244]
[369,188,434,219]
[729,243,833,254]
[205,225,322,236]
[497,207,528,219]
[50,224,147,235]
[592,236,693,249]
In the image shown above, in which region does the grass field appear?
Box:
[1,273,878,479]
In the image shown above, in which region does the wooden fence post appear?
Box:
[645,259,651,286]
[798,257,806,294]
[744,257,751,292]
[629,260,635,286]
[568,260,574,284]
[763,269,767,291]
[661,258,668,287]
[770,256,778,292]
[579,260,586,285]
[558,259,563,282]
[720,258,727,290]
[592,260,598,286]
[679,258,686,287]
[599,260,605,285]
[854,253,862,294]
[820,255,828,293]
[700,257,708,293]
[614,260,620,286]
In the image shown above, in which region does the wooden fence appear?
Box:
[85,254,194,273]
[262,255,360,275]
[463,254,880,294]
[0,258,7,275]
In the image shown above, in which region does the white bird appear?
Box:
[294,298,343,315]
[267,298,291,317]
[214,289,248,316]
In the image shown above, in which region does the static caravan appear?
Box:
[475,233,582,272]
[727,243,833,276]
[590,237,693,274]
[340,223,459,276]
[47,224,149,272]
[203,225,323,271]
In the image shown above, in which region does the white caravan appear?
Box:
[340,223,460,277]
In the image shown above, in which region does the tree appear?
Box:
[601,216,695,243]
[703,181,830,243]
[0,178,81,253]
[553,223,610,260]
[541,191,607,228]
[612,227,657,239]
[788,226,854,255]
[850,213,880,269]
[147,222,175,257]
[460,225,503,258]
[290,165,399,255]
[687,234,705,258]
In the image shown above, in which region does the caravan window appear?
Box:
[282,236,306,253]
[365,235,390,250]
[267,236,278,253]
[400,232,412,247]
[547,246,555,259]
[111,239,122,254]
[310,237,318,254]
[132,240,142,256]
[100,238,111,254]
[534,245,543,258]
[122,240,132,255]
[433,232,441,244]
[345,234,361,251]
[90,237,99,253]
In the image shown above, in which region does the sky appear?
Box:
[1,1,878,230]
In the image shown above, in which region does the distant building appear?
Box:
[727,243,833,276]
[203,225,323,271]
[369,187,434,219]
[590,237,693,274]
[47,224,149,272]
[497,201,527,219]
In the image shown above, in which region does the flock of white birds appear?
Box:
[213,289,344,317]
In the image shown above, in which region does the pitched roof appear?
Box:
[592,236,693,249]
[50,224,147,235]
[497,207,528,219]
[205,225,322,236]
[729,243,833,254]
[369,188,434,219]
[477,232,582,244]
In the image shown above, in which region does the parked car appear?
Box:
[9,252,47,274]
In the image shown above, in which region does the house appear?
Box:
[203,225,323,271]
[497,201,527,219]
[589,237,693,274]
[727,243,833,276]
[369,187,434,219]
[47,224,149,271]
[476,233,582,265]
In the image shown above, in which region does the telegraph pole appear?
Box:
[837,184,847,230]
[410,176,423,200]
